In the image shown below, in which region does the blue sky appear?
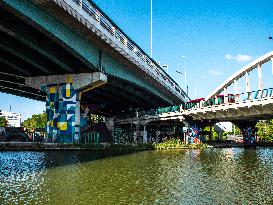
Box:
[1,0,273,120]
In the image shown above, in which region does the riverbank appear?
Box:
[0,141,272,151]
[207,141,273,148]
[0,142,154,151]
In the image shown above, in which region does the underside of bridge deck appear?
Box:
[0,3,172,116]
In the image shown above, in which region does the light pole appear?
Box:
[176,70,188,96]
[150,0,153,58]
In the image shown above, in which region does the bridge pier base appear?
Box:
[143,125,148,143]
[25,72,107,143]
[233,120,257,144]
[46,83,81,143]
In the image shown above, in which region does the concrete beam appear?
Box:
[25,72,107,90]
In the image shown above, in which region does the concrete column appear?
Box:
[46,83,80,143]
[143,125,147,143]
[136,109,139,118]
[105,117,115,140]
[234,79,238,94]
[271,58,273,75]
[223,87,227,104]
[258,64,262,90]
[215,96,218,105]
[135,124,140,143]
[155,129,160,143]
[25,72,107,143]
[245,72,250,92]
[234,80,239,102]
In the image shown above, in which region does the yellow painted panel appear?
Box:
[60,122,68,131]
[49,86,57,93]
[66,88,70,98]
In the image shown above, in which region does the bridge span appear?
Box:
[115,51,273,143]
[0,0,189,142]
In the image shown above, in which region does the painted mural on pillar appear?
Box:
[188,125,201,144]
[242,127,256,144]
[46,83,80,143]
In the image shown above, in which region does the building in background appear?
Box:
[215,122,233,132]
[0,110,21,127]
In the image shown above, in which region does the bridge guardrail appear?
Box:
[116,87,273,121]
[66,0,188,101]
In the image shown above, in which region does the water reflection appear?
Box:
[0,148,273,204]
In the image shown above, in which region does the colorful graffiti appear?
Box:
[188,125,201,144]
[242,127,256,144]
[46,83,80,143]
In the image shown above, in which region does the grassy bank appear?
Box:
[0,140,207,151]
[154,139,208,150]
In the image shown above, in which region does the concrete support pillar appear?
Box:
[233,121,257,145]
[25,72,108,144]
[258,64,262,90]
[155,128,160,143]
[136,109,139,118]
[46,83,80,143]
[234,80,240,102]
[215,96,218,105]
[143,125,147,143]
[105,117,115,140]
[234,80,238,94]
[271,58,273,75]
[135,124,140,143]
[245,72,250,93]
[223,87,227,104]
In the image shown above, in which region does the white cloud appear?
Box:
[224,54,252,62]
[208,69,221,76]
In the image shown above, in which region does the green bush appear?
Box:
[154,138,207,150]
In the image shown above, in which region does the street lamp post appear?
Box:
[150,0,153,58]
[176,71,188,96]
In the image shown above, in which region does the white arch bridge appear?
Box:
[116,51,273,126]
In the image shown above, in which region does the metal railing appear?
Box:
[116,88,273,121]
[186,88,273,110]
[69,0,187,100]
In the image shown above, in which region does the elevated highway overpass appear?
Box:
[0,0,188,142]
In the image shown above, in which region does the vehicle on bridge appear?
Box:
[205,94,235,106]
[184,94,235,110]
[185,98,205,109]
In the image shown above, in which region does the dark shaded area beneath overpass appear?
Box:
[0,3,171,116]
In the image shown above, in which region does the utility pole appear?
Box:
[176,69,188,96]
[150,0,153,58]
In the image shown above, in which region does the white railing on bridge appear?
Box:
[52,0,188,101]
[116,87,273,122]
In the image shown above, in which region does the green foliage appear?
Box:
[203,124,240,141]
[203,126,218,140]
[22,112,47,130]
[154,138,207,150]
[80,143,154,151]
[256,120,273,142]
[0,116,8,127]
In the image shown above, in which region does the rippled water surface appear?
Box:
[1,148,273,204]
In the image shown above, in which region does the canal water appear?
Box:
[0,148,273,204]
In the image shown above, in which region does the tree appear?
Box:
[22,112,47,131]
[0,116,8,127]
[256,120,273,142]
